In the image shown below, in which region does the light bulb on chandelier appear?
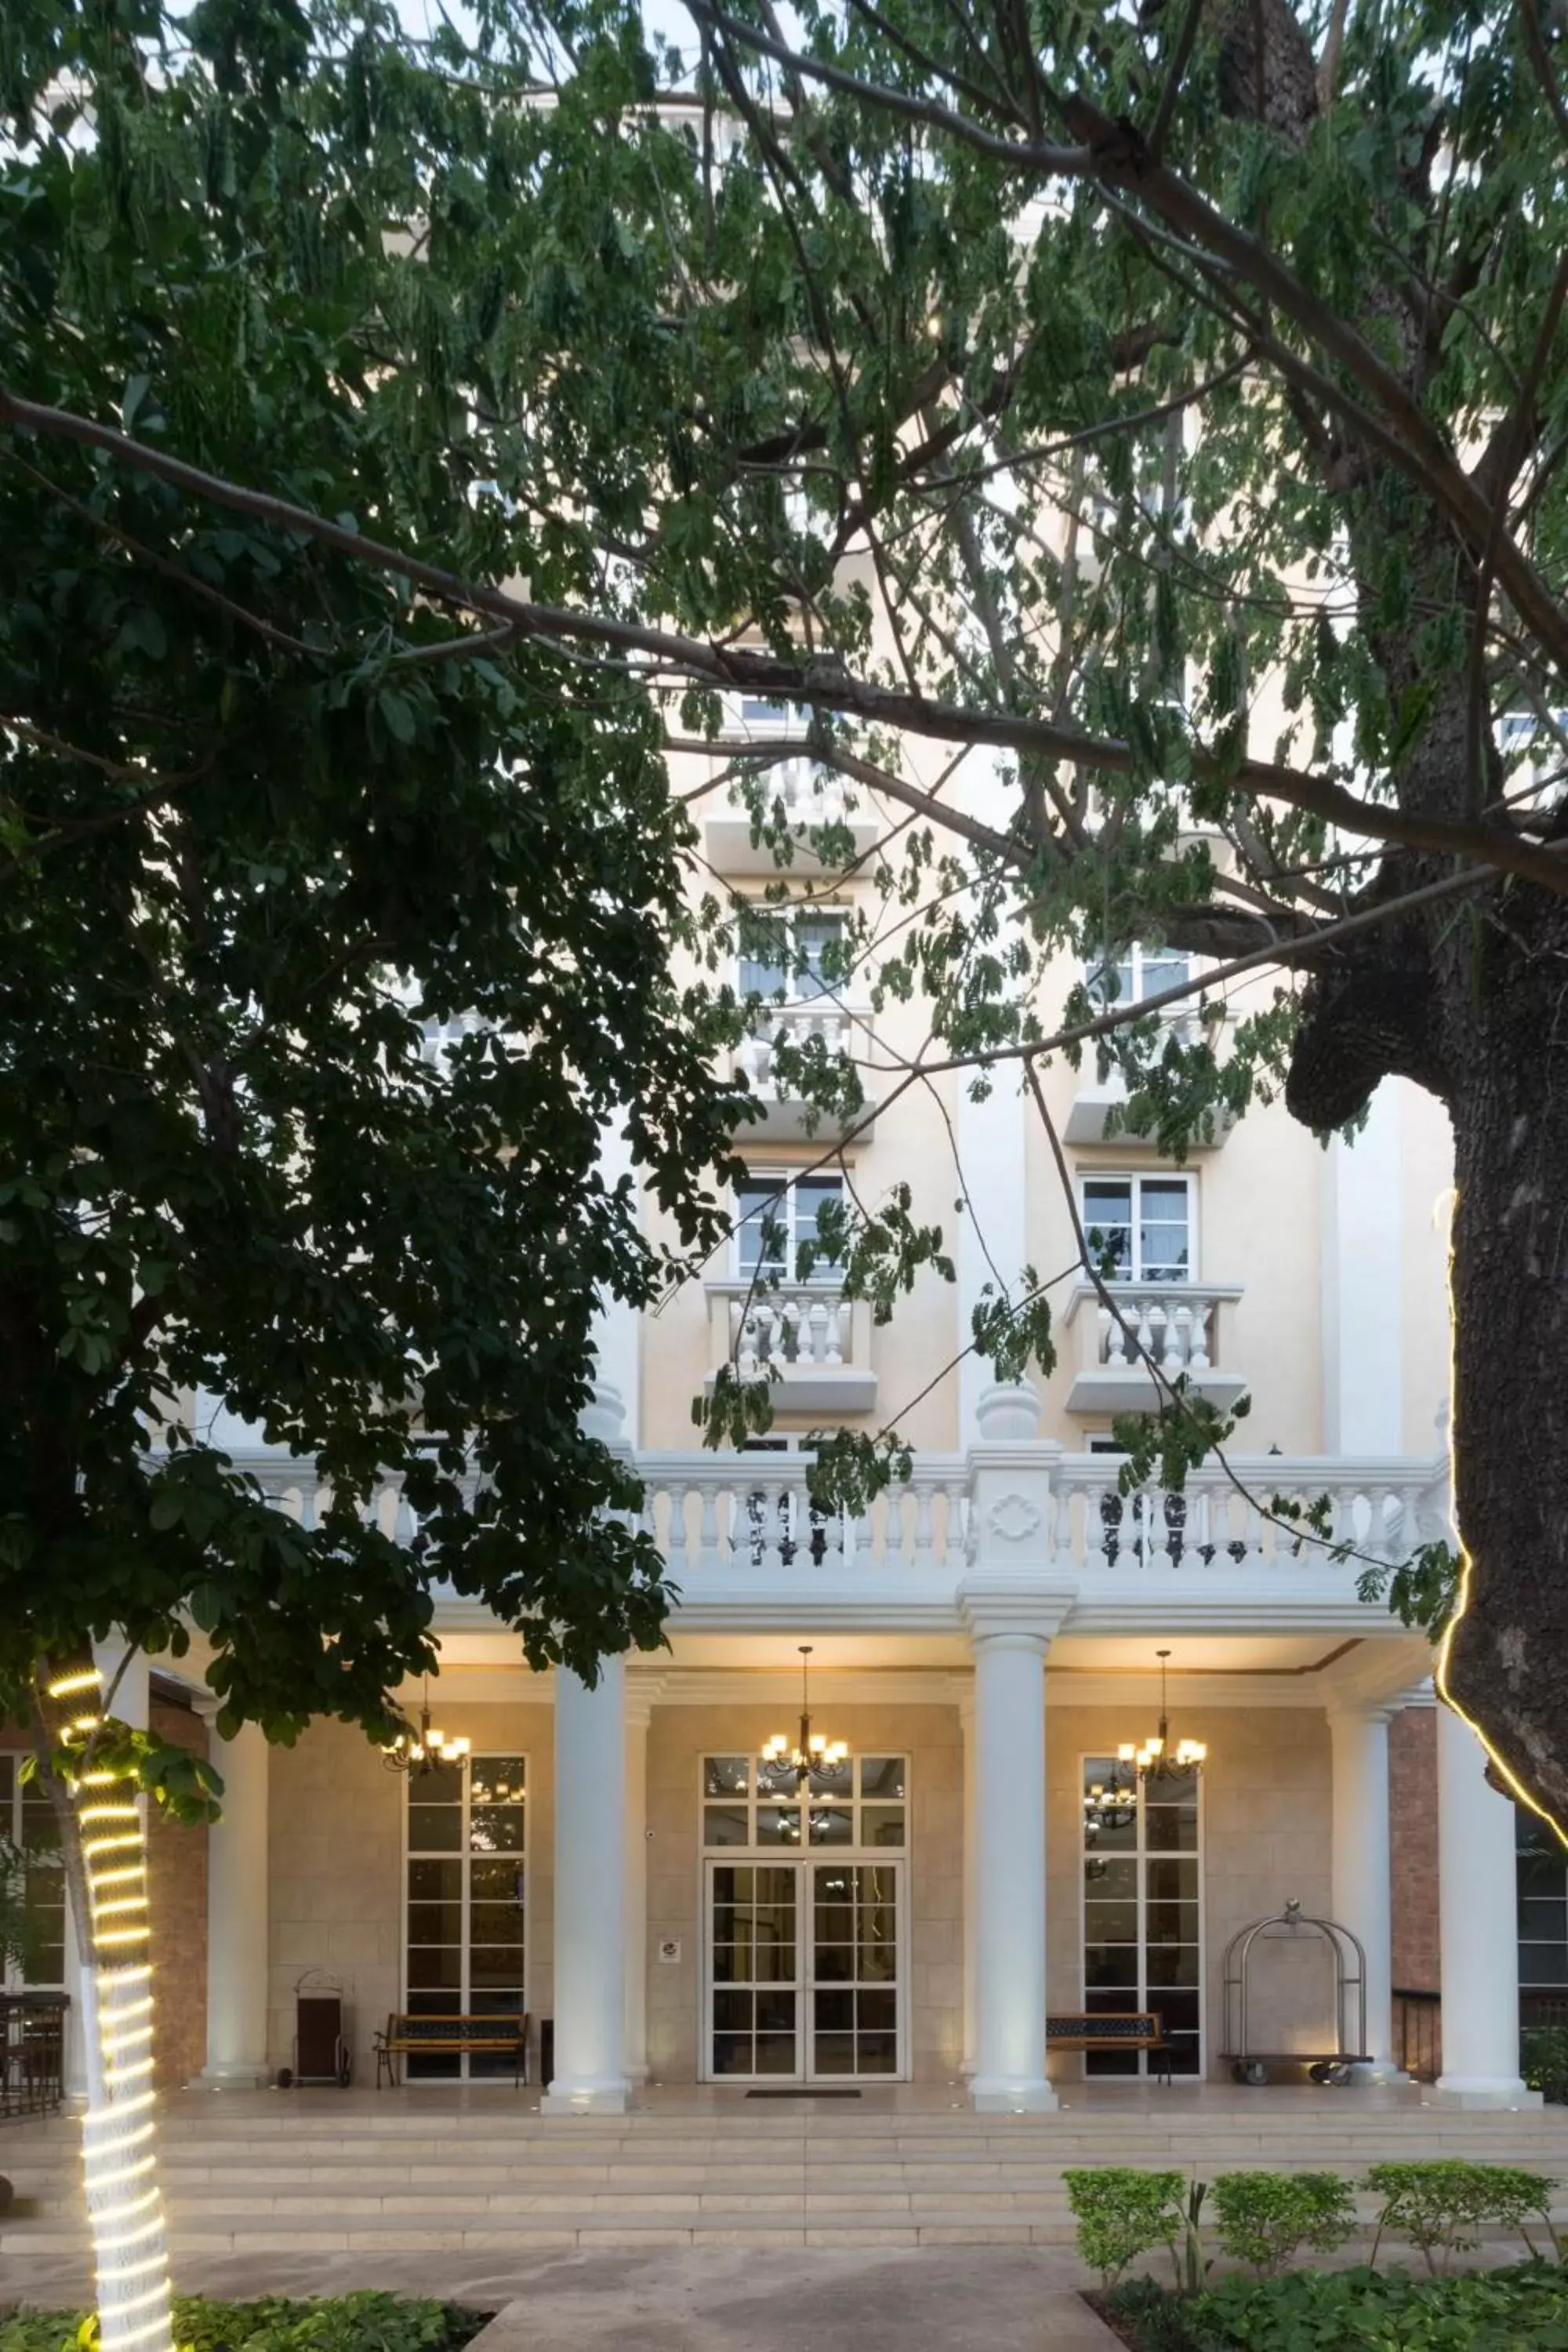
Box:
[760,1646,850,1791]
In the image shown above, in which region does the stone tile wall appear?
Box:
[645,1701,964,2084]
[265,1700,555,2084]
[147,1690,209,2087]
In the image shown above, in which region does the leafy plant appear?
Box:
[1210,2169,1356,2275]
[1367,2160,1559,2276]
[1523,2027,1568,2107]
[0,2296,488,2352]
[1063,2167,1185,2288]
[1172,2179,1212,2298]
[1177,2259,1568,2351]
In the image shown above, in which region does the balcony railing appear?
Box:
[226,1448,1446,1582]
[733,1004,877,1140]
[1062,1281,1245,1414]
[705,757,879,875]
[705,1281,877,1412]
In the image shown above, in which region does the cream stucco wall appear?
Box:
[266,1700,554,2082]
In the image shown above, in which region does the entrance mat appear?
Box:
[745,2086,862,2099]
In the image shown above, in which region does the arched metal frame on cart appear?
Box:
[1220,1900,1369,2086]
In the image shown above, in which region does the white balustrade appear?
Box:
[735,758,850,829]
[734,1003,860,1102]
[216,1449,1443,1584]
[729,1285,847,1372]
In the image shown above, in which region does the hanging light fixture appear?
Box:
[760,1646,849,1793]
[1083,1759,1138,1835]
[1131,1649,1207,1784]
[382,1677,471,1777]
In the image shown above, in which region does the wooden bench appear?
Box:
[374,2011,530,2088]
[1047,2011,1174,2084]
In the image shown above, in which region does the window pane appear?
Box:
[739,910,789,996]
[864,1808,905,1848]
[1085,1944,1140,1990]
[1140,1181,1190,1280]
[704,1806,749,1847]
[408,1903,462,1945]
[409,1858,461,1903]
[1087,1857,1138,1903]
[814,1944,854,1983]
[757,1759,799,1802]
[814,1989,854,2034]
[736,1185,786,1273]
[1146,1857,1199,1904]
[712,2034,751,2075]
[858,1939,898,1983]
[808,1806,851,1846]
[860,1757,906,1799]
[1144,1804,1197,1853]
[470,1858,524,1904]
[1085,1901,1139,1944]
[756,1805,802,1846]
[470,1901,526,1945]
[1147,1945,1200,1987]
[469,1757,524,1805]
[705,1757,750,1799]
[1083,1182,1132,1277]
[714,1990,753,2034]
[469,1805,525,1854]
[753,2034,797,2073]
[407,1947,462,1989]
[470,1944,525,1987]
[408,1806,461,1853]
[794,913,847,1000]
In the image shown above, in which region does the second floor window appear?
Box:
[1087,942,1192,1011]
[739,906,848,1004]
[1081,1174,1192,1283]
[737,1173,846,1282]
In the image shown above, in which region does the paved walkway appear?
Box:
[2,2246,1120,2351]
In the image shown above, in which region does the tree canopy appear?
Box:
[6,0,1568,1825]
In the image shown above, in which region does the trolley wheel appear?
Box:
[1307,2061,1332,2085]
[336,2042,352,2089]
[1232,2060,1269,2087]
[275,2067,294,2090]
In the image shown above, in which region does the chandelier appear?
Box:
[1083,1759,1138,1835]
[383,1677,471,1777]
[1129,1649,1207,1786]
[761,1646,849,1793]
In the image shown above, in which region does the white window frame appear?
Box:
[1078,1171,1196,1283]
[400,1751,528,2084]
[1085,941,1194,1011]
[723,691,806,740]
[736,902,851,1007]
[733,1170,847,1285]
[0,1753,66,1992]
[1079,1751,1204,2080]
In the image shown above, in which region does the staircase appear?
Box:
[5,2094,1568,2270]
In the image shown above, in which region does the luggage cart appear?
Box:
[1220,1900,1370,2085]
[282,1968,353,2088]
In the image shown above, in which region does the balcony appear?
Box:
[1062,1280,1245,1415]
[705,1280,877,1413]
[1065,1033,1235,1149]
[733,1004,878,1143]
[706,757,880,877]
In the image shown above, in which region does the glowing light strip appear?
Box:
[48,1668,106,1697]
[106,2311,179,2352]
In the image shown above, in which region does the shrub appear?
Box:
[1367,2159,1559,2274]
[1523,2024,1568,2106]
[1181,2259,1568,2350]
[1063,2166,1185,2288]
[1210,2169,1356,2274]
[0,2296,489,2352]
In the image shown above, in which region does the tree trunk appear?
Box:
[31,1671,177,2352]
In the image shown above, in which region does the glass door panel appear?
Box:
[706,1858,904,2081]
[1082,1759,1203,2077]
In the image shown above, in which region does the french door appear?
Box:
[404,1752,527,2078]
[705,1858,904,2082]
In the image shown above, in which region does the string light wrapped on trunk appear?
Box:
[49,1664,175,2352]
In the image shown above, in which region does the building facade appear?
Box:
[5,735,1537,2116]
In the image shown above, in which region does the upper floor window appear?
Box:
[1087,942,1192,1011]
[725,692,804,739]
[739,906,849,1004]
[1080,1174,1192,1283]
[737,1172,846,1282]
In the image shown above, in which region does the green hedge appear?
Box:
[0,2295,490,2352]
[1105,2259,1568,2350]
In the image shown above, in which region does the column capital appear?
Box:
[1326,1698,1396,1730]
[957,1575,1076,1652]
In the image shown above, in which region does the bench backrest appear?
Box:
[1047,2012,1161,2042]
[386,2013,528,2046]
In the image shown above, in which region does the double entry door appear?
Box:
[705,1857,903,2082]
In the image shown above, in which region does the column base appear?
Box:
[541,2077,633,2115]
[193,2061,270,2089]
[1429,2078,1542,2110]
[969,2075,1058,2114]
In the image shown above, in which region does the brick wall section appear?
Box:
[147,1693,209,2087]
[1388,1704,1440,1991]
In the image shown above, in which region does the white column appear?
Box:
[960,1693,977,2076]
[1327,1704,1398,2078]
[624,1686,652,2085]
[960,1588,1062,2112]
[1322,1080,1403,1454]
[588,1121,643,1447]
[1434,1702,1536,2106]
[544,1658,630,2114]
[194,1708,271,2088]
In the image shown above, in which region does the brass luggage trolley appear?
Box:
[1221,1900,1370,2085]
